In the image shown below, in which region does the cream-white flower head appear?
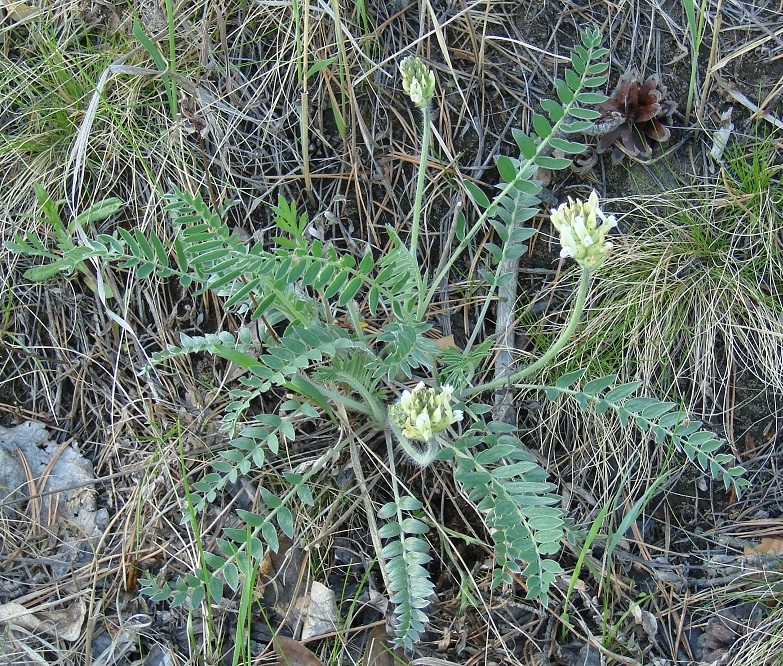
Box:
[399,56,436,109]
[550,191,617,270]
[389,382,463,442]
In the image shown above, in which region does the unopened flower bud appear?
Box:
[550,191,617,269]
[399,56,436,108]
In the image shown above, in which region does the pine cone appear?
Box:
[595,71,677,163]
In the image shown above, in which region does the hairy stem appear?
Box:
[411,103,431,316]
[410,103,431,264]
[462,266,591,398]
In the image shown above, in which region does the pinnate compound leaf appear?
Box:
[452,426,566,606]
[383,517,435,649]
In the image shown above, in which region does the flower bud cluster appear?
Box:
[399,56,436,109]
[388,382,463,443]
[550,191,617,270]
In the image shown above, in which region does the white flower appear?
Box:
[550,191,617,269]
[389,382,463,443]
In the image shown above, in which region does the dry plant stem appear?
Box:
[346,421,392,591]
[464,231,517,352]
[461,266,591,398]
[712,72,783,131]
[300,0,313,195]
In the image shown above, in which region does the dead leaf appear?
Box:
[709,107,734,164]
[257,535,304,609]
[744,432,756,456]
[745,536,783,557]
[0,602,40,632]
[273,636,326,666]
[533,167,552,189]
[432,335,459,350]
[301,581,339,640]
[696,604,762,663]
[361,625,408,666]
[630,603,657,639]
[0,599,85,641]
[571,146,598,175]
[1,0,38,21]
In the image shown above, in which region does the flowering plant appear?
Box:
[8,27,747,654]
